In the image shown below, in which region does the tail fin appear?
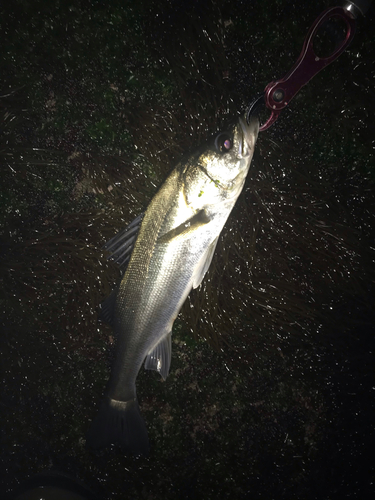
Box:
[86,397,149,455]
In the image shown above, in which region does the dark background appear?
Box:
[1,1,374,498]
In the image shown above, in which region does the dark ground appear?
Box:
[1,1,374,499]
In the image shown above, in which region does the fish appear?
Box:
[86,114,259,454]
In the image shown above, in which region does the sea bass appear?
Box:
[86,115,259,454]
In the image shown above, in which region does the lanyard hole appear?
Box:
[313,15,348,59]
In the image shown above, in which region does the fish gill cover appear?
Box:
[0,0,374,499]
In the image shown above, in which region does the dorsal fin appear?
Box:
[98,288,117,326]
[103,213,144,272]
[99,213,143,324]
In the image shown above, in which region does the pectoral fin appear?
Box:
[192,236,219,289]
[157,209,211,244]
[144,332,172,381]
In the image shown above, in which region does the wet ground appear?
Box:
[1,1,374,499]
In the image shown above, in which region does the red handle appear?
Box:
[260,6,356,131]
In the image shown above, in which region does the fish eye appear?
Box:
[214,133,233,154]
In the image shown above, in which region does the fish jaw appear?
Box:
[238,114,259,158]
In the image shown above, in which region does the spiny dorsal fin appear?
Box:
[103,213,144,272]
[98,288,117,326]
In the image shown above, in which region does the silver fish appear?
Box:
[86,115,259,454]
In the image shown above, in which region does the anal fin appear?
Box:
[144,332,172,380]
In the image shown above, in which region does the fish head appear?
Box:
[197,114,259,191]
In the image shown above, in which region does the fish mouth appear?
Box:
[238,114,259,157]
